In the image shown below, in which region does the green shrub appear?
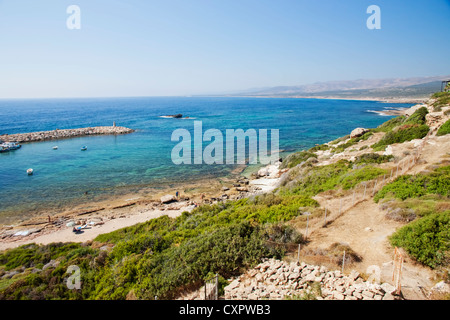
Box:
[286,160,386,195]
[131,222,283,299]
[353,153,394,165]
[374,166,450,202]
[437,119,450,136]
[432,91,450,111]
[371,107,430,151]
[0,243,82,271]
[333,132,373,153]
[373,116,406,133]
[403,107,428,126]
[371,124,429,151]
[281,151,317,169]
[389,211,450,268]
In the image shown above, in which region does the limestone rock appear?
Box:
[160,195,176,204]
[350,128,368,138]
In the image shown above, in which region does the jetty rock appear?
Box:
[350,128,369,139]
[0,126,135,143]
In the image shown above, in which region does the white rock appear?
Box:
[160,194,176,203]
[383,145,393,156]
[350,128,368,138]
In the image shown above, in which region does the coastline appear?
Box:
[206,94,428,104]
[0,161,284,250]
[0,100,424,250]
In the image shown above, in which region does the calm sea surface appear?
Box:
[0,97,411,223]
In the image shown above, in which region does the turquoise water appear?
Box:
[0,97,411,223]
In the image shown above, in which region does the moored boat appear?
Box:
[81,146,87,151]
[27,168,34,175]
[1,141,21,151]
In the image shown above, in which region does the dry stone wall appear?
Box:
[224,258,398,300]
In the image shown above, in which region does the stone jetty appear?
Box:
[0,126,135,143]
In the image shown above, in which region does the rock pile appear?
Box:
[224,258,398,300]
[0,126,135,143]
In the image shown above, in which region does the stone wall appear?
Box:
[0,126,135,143]
[224,258,398,300]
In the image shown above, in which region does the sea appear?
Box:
[0,97,412,224]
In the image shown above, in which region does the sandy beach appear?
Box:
[0,161,284,251]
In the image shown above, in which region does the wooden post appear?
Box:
[215,274,219,300]
[342,250,346,273]
[363,182,367,198]
[305,215,309,239]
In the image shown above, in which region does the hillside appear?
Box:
[1,90,449,300]
[221,76,450,103]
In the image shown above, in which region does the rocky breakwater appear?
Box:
[0,126,135,143]
[224,258,398,300]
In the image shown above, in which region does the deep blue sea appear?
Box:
[0,97,411,224]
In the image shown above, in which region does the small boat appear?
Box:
[81,146,87,151]
[27,168,34,175]
[0,147,10,153]
[53,146,58,150]
[1,142,21,151]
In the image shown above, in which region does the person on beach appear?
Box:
[176,191,179,199]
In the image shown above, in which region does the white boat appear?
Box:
[1,142,21,151]
[53,146,58,150]
[27,168,34,175]
[81,146,87,151]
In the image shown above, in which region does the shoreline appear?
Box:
[0,161,284,251]
[0,125,135,143]
[202,95,428,104]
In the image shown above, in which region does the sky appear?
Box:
[0,0,449,98]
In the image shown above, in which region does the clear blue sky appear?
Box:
[0,0,449,98]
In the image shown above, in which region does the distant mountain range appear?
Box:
[217,75,450,102]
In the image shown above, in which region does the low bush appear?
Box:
[371,124,429,151]
[352,153,394,165]
[373,116,406,133]
[437,119,450,136]
[432,91,450,112]
[371,107,430,151]
[389,211,450,268]
[281,151,317,169]
[374,166,450,202]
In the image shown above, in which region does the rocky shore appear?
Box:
[0,126,135,143]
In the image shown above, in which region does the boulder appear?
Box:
[430,281,450,295]
[350,128,368,138]
[160,195,176,204]
[383,145,393,156]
